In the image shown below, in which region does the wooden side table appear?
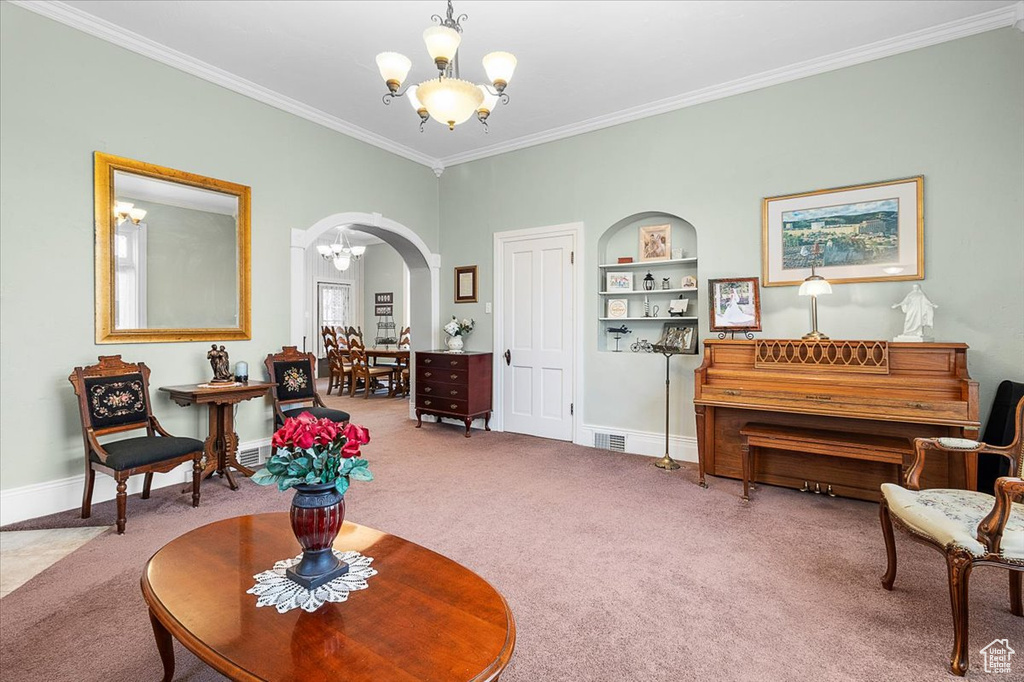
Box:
[159,382,274,490]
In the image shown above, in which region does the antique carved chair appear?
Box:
[322,326,352,396]
[347,339,396,399]
[394,327,412,398]
[879,397,1024,676]
[264,346,350,431]
[69,355,204,534]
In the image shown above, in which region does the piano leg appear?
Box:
[695,405,708,488]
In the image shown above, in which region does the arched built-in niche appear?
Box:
[597,212,699,352]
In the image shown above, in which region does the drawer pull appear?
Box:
[424,371,432,378]
[450,390,458,396]
[450,374,459,380]
[423,358,432,365]
[423,400,432,406]
[450,360,459,366]
[450,404,458,409]
[424,387,432,393]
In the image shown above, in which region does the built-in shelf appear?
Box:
[599,287,698,296]
[598,257,697,269]
[600,316,699,322]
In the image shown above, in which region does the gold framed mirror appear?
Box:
[94,152,251,343]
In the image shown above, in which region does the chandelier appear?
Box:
[316,230,366,272]
[375,1,517,132]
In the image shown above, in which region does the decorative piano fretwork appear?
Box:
[754,339,889,374]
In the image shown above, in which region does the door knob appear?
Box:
[504,349,511,366]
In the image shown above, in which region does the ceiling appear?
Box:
[19,1,1023,170]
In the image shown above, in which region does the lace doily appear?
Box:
[246,550,377,613]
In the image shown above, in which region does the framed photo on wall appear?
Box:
[762,176,923,286]
[639,224,671,262]
[454,265,478,303]
[708,277,762,333]
[605,272,634,291]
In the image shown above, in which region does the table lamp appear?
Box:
[798,266,832,340]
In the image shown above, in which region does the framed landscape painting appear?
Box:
[762,177,923,286]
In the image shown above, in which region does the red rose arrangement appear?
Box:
[253,412,372,494]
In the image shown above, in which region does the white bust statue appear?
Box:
[892,284,937,342]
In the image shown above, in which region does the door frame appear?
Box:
[491,222,584,441]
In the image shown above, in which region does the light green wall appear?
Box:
[439,28,1024,436]
[0,4,439,490]
[361,244,407,344]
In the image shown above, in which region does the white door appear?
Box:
[501,234,574,440]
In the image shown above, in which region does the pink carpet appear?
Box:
[1,390,1019,681]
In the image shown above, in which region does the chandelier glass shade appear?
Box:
[376,1,516,132]
[316,231,365,272]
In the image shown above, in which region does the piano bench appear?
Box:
[737,424,913,502]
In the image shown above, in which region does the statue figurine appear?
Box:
[207,344,234,383]
[892,284,937,342]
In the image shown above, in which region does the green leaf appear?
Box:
[349,466,373,482]
[334,477,350,496]
[266,458,288,475]
[250,468,278,486]
[277,477,303,492]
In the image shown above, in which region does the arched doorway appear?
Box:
[290,212,440,413]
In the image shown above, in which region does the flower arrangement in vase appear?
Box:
[443,316,475,353]
[252,413,371,589]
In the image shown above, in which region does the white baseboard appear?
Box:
[0,438,270,527]
[576,424,698,462]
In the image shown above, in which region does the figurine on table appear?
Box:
[207,344,234,383]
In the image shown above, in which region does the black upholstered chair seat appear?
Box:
[281,406,350,424]
[93,436,204,471]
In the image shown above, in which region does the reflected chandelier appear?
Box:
[375,0,516,132]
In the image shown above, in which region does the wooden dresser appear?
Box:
[693,339,980,501]
[415,351,492,437]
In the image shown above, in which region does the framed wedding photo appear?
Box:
[605,272,634,291]
[639,224,671,262]
[762,176,923,286]
[708,277,762,333]
[454,265,478,303]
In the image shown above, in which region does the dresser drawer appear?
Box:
[417,383,466,399]
[416,396,468,414]
[417,367,466,384]
[418,354,468,370]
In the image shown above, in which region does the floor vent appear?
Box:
[238,443,271,469]
[594,432,626,452]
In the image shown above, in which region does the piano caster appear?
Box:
[826,484,836,498]
[799,481,811,493]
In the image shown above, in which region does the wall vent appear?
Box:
[238,443,271,469]
[594,432,626,452]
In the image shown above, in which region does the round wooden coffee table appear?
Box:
[141,513,515,681]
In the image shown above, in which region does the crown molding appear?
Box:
[10,1,1022,172]
[8,0,440,169]
[439,1,1024,167]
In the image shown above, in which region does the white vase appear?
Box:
[445,335,464,353]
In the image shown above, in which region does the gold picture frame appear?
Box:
[762,176,923,286]
[454,265,478,303]
[639,224,671,262]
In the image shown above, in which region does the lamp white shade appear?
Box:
[482,51,517,85]
[330,243,346,256]
[477,84,499,113]
[375,52,412,85]
[333,255,352,271]
[349,245,366,257]
[407,84,425,112]
[798,277,833,296]
[128,207,147,223]
[423,26,461,64]
[416,77,484,129]
[316,244,333,257]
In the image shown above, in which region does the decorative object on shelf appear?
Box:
[892,284,937,342]
[762,176,923,286]
[709,278,762,335]
[661,277,671,290]
[639,224,671,262]
[655,322,699,355]
[454,265,478,303]
[606,325,631,353]
[642,297,659,318]
[617,257,634,264]
[681,275,697,288]
[606,299,628,319]
[643,272,655,291]
[443,316,475,352]
[668,297,690,317]
[671,248,684,260]
[375,1,516,132]
[248,549,378,613]
[606,272,634,291]
[251,414,372,590]
[630,338,654,353]
[316,229,366,272]
[798,266,832,340]
[234,361,249,384]
[207,344,234,383]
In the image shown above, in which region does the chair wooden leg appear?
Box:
[880,498,897,591]
[81,466,96,519]
[192,455,202,508]
[740,442,750,503]
[946,550,973,676]
[115,476,128,535]
[142,472,154,499]
[1011,570,1022,617]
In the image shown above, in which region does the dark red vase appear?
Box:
[286,481,349,590]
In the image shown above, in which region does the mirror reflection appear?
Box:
[112,171,240,330]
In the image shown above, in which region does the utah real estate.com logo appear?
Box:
[980,639,1015,674]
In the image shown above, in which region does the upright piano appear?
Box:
[693,339,980,501]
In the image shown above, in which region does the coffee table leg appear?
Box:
[149,609,175,682]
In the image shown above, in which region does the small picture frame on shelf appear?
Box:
[681,275,697,289]
[606,272,634,291]
[639,224,671,262]
[606,299,628,319]
[708,277,762,333]
[653,322,699,354]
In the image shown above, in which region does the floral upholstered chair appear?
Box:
[264,346,350,434]
[69,355,205,534]
[879,398,1023,676]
